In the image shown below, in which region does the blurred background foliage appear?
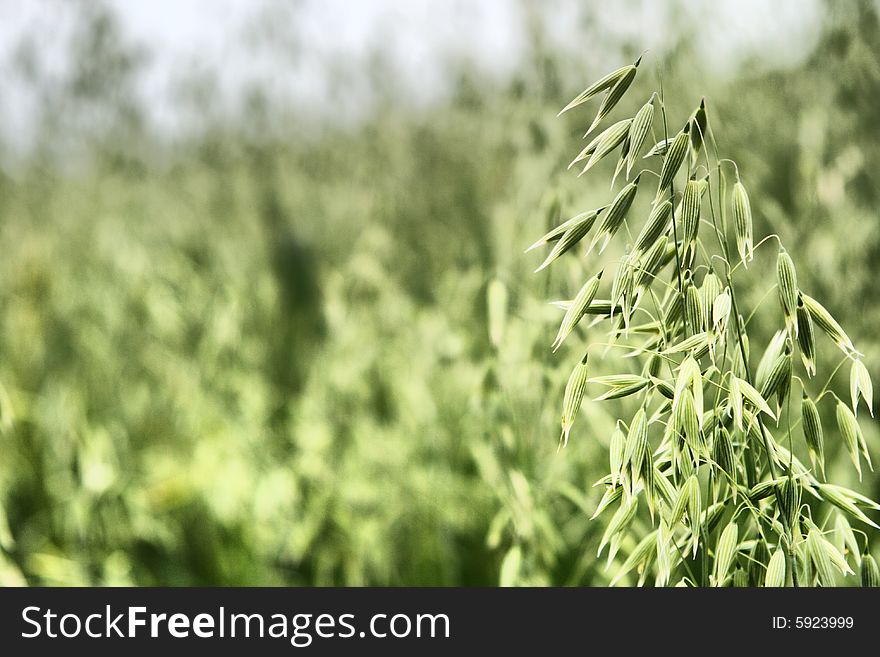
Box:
[0,0,878,585]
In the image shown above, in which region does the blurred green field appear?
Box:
[0,1,879,585]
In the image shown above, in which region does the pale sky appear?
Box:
[0,0,824,149]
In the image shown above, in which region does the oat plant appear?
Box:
[530,56,880,587]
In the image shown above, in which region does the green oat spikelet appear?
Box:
[836,400,864,480]
[801,394,825,478]
[558,58,639,116]
[689,98,708,167]
[765,548,786,587]
[589,176,641,254]
[850,358,873,417]
[732,179,753,267]
[634,199,672,252]
[713,521,738,586]
[760,345,792,416]
[583,58,640,136]
[569,119,631,171]
[862,552,880,587]
[552,271,604,352]
[801,293,855,355]
[610,422,626,488]
[560,354,590,447]
[626,93,656,179]
[533,211,600,272]
[776,248,798,338]
[686,474,702,556]
[526,206,603,253]
[644,137,673,158]
[656,123,690,199]
[623,408,648,494]
[777,475,801,532]
[735,377,777,421]
[685,284,704,334]
[796,295,816,377]
[679,176,703,245]
[581,120,634,174]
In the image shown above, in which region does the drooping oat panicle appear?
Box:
[765,548,786,587]
[712,521,738,586]
[552,272,604,351]
[634,200,672,252]
[625,93,656,178]
[538,55,880,589]
[589,176,641,254]
[558,58,640,116]
[862,552,880,587]
[836,400,863,480]
[534,211,599,272]
[796,295,816,377]
[776,248,798,338]
[801,293,855,354]
[801,394,825,478]
[560,354,590,447]
[679,176,703,245]
[732,179,753,267]
[584,60,640,136]
[655,123,690,199]
[850,359,873,417]
[526,207,603,252]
